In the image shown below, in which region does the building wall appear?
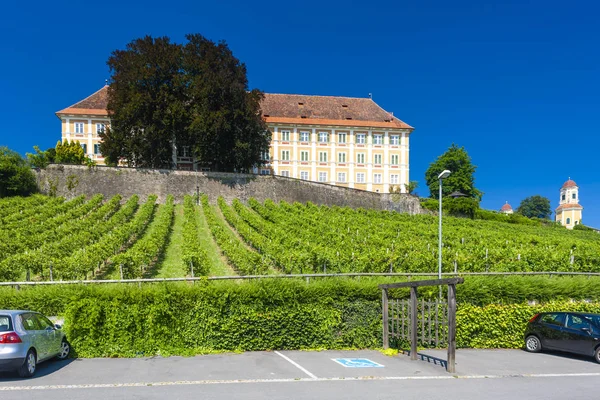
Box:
[556,208,582,229]
[35,164,421,214]
[57,117,412,195]
[59,114,110,165]
[267,123,410,194]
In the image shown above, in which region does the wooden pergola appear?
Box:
[379,277,464,373]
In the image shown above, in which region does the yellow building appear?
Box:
[555,178,583,229]
[57,87,414,193]
[56,86,110,165]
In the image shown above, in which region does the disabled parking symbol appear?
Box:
[332,358,384,368]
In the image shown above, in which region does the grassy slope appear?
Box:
[196,203,234,276]
[156,204,186,278]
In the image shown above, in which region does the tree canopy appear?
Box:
[100,34,270,171]
[0,147,37,197]
[517,195,552,219]
[55,140,87,165]
[425,144,482,200]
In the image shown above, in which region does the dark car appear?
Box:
[524,312,600,363]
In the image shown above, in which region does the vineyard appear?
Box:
[0,193,599,282]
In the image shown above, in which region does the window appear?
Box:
[373,154,382,164]
[281,130,290,141]
[0,315,12,332]
[562,194,566,201]
[356,134,366,144]
[319,152,328,162]
[575,221,579,225]
[338,152,346,163]
[540,313,564,327]
[81,143,87,154]
[260,169,270,175]
[566,218,571,224]
[94,144,100,155]
[280,170,290,177]
[337,172,346,182]
[74,122,84,134]
[390,174,399,184]
[338,133,347,143]
[300,151,309,161]
[318,172,327,182]
[20,314,40,331]
[35,314,54,330]
[572,193,577,199]
[261,151,270,161]
[96,123,105,134]
[373,173,382,184]
[356,153,365,164]
[300,171,309,180]
[299,131,310,142]
[390,135,400,145]
[356,173,365,183]
[318,132,329,143]
[373,134,383,145]
[390,154,399,165]
[566,314,590,330]
[281,150,290,161]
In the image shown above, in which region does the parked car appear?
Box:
[0,310,70,377]
[524,311,600,363]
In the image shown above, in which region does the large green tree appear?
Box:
[425,144,482,200]
[101,34,270,171]
[517,195,552,219]
[0,147,37,197]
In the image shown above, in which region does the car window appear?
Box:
[540,313,564,326]
[0,315,12,332]
[566,314,591,330]
[34,314,55,330]
[20,313,42,331]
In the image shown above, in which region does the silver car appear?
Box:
[0,310,70,377]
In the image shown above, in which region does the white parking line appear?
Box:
[274,351,318,379]
[1,372,600,391]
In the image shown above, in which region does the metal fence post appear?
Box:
[382,288,389,349]
[410,286,418,360]
[447,283,457,373]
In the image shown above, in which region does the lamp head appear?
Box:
[438,170,451,180]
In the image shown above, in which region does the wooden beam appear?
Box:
[378,277,464,290]
[410,287,418,360]
[447,283,457,373]
[382,289,389,349]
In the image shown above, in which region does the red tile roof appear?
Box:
[56,86,109,116]
[562,179,578,189]
[261,93,413,129]
[500,203,512,211]
[56,87,414,130]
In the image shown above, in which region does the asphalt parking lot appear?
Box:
[1,349,599,399]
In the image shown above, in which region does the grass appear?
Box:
[196,203,235,276]
[156,204,186,278]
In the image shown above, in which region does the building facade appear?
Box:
[56,87,413,193]
[555,178,583,229]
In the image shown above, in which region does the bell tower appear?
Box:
[555,178,583,229]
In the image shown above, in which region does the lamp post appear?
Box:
[438,170,451,288]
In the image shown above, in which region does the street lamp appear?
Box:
[438,170,451,285]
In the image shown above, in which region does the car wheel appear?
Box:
[525,335,542,353]
[18,349,36,378]
[594,347,600,364]
[56,339,71,360]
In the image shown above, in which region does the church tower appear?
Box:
[555,178,583,229]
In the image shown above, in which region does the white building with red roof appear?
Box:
[555,178,583,229]
[500,201,513,214]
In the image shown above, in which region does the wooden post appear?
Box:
[49,263,53,282]
[119,264,123,280]
[410,286,418,360]
[447,283,457,373]
[382,289,389,349]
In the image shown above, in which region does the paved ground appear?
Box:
[0,349,598,399]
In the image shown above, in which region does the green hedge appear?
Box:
[0,277,599,357]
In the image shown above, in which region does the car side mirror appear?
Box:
[54,324,62,330]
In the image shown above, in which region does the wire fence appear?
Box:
[1,271,600,287]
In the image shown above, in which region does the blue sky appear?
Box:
[1,0,598,227]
